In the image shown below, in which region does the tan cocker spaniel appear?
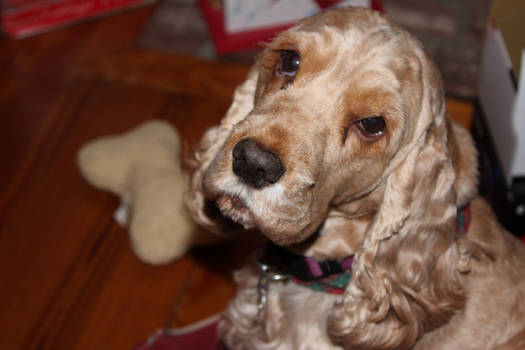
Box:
[185,7,525,350]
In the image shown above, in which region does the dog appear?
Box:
[185,7,525,350]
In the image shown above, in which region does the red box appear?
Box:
[2,0,154,38]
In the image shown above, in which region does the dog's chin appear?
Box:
[262,230,314,247]
[215,194,317,246]
[216,195,256,230]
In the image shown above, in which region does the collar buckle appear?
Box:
[254,249,288,323]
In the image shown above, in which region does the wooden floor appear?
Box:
[0,6,473,350]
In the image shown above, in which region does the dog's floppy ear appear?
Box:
[329,55,469,349]
[184,66,259,233]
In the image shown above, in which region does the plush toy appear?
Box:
[77,120,198,265]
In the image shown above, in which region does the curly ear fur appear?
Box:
[329,50,477,349]
[184,67,259,233]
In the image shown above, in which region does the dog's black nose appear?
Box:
[232,138,285,189]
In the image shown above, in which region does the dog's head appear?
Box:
[186,7,476,246]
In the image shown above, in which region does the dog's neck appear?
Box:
[292,176,473,263]
[291,188,384,261]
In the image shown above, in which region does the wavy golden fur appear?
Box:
[185,7,525,350]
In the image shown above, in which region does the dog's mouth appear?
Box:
[214,194,256,230]
[201,172,316,244]
[201,197,246,233]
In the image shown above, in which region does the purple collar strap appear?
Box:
[255,242,354,282]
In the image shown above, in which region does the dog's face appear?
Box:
[199,8,440,246]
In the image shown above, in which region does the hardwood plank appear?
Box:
[0,79,191,349]
[164,93,233,145]
[0,5,157,214]
[169,261,236,328]
[0,22,92,80]
[72,5,157,68]
[74,49,250,100]
[169,232,267,328]
[19,223,195,350]
[0,78,92,213]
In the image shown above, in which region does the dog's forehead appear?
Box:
[269,14,414,98]
[292,7,399,43]
[296,7,393,32]
[271,10,407,73]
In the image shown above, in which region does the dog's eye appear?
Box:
[277,50,300,77]
[357,116,386,138]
